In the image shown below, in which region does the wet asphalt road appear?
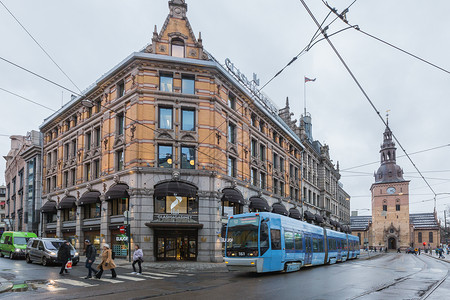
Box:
[0,253,449,299]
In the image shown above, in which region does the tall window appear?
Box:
[64,143,70,160]
[251,139,257,157]
[72,139,77,158]
[228,156,236,177]
[110,198,128,216]
[251,114,256,127]
[182,76,195,94]
[160,74,173,92]
[280,157,284,173]
[84,203,101,219]
[117,113,125,135]
[85,132,92,150]
[181,146,195,169]
[273,179,278,194]
[93,159,100,179]
[429,232,433,243]
[280,181,285,197]
[228,123,236,144]
[181,108,195,131]
[71,168,76,186]
[418,232,422,243]
[158,145,173,168]
[171,38,185,58]
[159,107,173,129]
[95,100,101,114]
[382,205,387,211]
[251,168,257,186]
[396,204,400,211]
[259,121,265,134]
[273,153,278,170]
[85,163,91,181]
[260,172,266,189]
[63,171,69,188]
[228,92,236,110]
[116,150,124,171]
[94,127,101,147]
[259,144,265,161]
[117,80,125,98]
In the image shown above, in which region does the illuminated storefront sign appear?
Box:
[225,58,279,115]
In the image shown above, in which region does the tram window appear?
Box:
[260,222,270,255]
[270,229,281,250]
[294,233,303,250]
[284,231,294,250]
[319,239,324,252]
[312,238,319,252]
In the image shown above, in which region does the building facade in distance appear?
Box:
[351,124,439,250]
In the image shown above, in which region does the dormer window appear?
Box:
[171,38,185,58]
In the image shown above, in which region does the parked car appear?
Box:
[406,247,415,254]
[25,238,79,266]
[0,231,38,259]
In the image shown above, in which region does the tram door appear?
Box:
[304,235,313,265]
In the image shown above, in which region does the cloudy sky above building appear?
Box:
[1,0,449,220]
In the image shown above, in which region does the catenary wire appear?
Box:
[0,86,56,112]
[298,0,437,199]
[322,0,450,75]
[0,0,83,92]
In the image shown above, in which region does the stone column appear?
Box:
[100,195,110,248]
[56,209,62,238]
[75,205,83,251]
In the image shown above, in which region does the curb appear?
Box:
[0,280,13,294]
[424,253,450,264]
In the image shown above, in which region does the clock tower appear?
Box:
[370,124,410,250]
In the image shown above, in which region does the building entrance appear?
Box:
[155,229,197,261]
[388,237,397,249]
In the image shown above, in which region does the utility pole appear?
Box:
[445,210,447,243]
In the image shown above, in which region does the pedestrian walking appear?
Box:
[418,248,421,255]
[84,240,98,279]
[58,241,72,275]
[95,244,117,279]
[131,244,144,275]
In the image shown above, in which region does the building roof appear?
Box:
[410,213,439,230]
[350,215,372,231]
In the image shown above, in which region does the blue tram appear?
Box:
[224,212,360,273]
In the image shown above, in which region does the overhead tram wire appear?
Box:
[0,55,256,182]
[297,0,437,199]
[341,143,450,171]
[259,0,358,91]
[0,0,83,93]
[0,86,56,112]
[321,0,450,75]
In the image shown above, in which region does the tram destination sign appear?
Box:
[153,213,198,223]
[225,58,279,116]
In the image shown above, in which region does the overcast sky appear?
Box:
[1,0,449,221]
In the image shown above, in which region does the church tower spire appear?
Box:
[374,123,405,183]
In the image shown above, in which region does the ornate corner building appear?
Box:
[351,125,440,250]
[4,0,351,262]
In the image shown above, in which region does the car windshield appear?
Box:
[44,241,64,250]
[14,237,30,245]
[226,216,259,250]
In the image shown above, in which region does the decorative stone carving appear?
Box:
[172,170,180,181]
[86,183,92,191]
[113,175,120,183]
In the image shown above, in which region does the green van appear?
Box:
[0,231,38,259]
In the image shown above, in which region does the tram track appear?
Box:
[348,254,442,300]
[418,255,450,300]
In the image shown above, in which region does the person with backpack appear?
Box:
[84,240,98,279]
[131,244,144,275]
[95,244,117,279]
[58,241,72,275]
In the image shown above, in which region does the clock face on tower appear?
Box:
[387,187,396,194]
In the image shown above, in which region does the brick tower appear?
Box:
[370,124,410,250]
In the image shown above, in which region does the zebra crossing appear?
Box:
[37,271,192,292]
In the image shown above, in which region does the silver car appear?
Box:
[25,238,79,266]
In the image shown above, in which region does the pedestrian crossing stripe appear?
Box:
[88,277,124,284]
[116,274,146,281]
[54,278,98,287]
[141,272,176,277]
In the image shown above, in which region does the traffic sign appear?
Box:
[123,210,130,218]
[119,226,126,234]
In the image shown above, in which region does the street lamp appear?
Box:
[80,98,94,108]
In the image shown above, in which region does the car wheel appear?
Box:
[9,252,14,260]
[0,252,4,258]
[26,255,33,264]
[42,257,48,266]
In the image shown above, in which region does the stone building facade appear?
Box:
[31,0,351,262]
[351,125,440,250]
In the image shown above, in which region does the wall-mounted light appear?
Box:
[102,208,106,212]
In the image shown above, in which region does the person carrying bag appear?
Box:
[95,244,117,279]
[131,244,144,275]
[58,241,72,275]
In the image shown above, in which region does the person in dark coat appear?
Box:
[84,240,98,279]
[58,241,72,275]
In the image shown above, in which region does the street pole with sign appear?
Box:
[124,210,131,262]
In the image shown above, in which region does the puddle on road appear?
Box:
[10,280,52,292]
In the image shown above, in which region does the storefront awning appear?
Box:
[105,184,129,200]
[272,203,288,216]
[154,181,197,198]
[78,191,101,206]
[58,196,77,210]
[249,197,271,212]
[289,208,302,220]
[221,188,244,204]
[314,214,324,223]
[304,211,315,221]
[41,200,57,213]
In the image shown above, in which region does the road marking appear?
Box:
[116,274,146,281]
[139,274,165,280]
[54,278,97,287]
[81,277,124,284]
[141,272,176,277]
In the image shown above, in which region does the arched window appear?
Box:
[171,38,185,58]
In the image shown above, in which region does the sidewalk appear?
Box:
[424,251,450,263]
[0,276,13,293]
[113,258,229,273]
